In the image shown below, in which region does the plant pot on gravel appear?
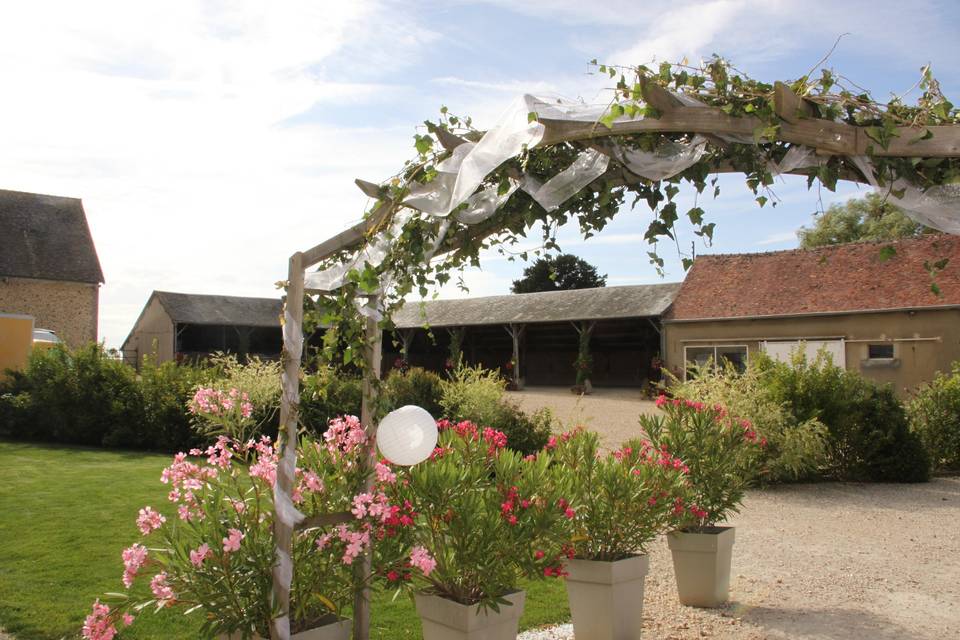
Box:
[667,526,735,607]
[640,397,763,608]
[415,591,526,640]
[565,555,649,640]
[549,428,690,639]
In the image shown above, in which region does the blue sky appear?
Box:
[0,0,958,347]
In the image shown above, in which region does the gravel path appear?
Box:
[519,478,960,640]
[506,386,659,450]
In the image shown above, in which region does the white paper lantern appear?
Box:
[376,405,438,466]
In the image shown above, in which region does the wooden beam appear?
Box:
[773,81,815,124]
[639,76,730,150]
[434,126,470,151]
[355,179,383,199]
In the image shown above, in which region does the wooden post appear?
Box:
[271,252,305,640]
[504,324,524,389]
[354,295,382,640]
[400,328,415,363]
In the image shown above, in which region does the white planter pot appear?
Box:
[565,554,649,640]
[218,617,351,640]
[415,591,526,640]
[667,526,735,607]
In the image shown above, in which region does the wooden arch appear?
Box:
[270,78,960,640]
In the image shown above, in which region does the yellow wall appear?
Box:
[121,296,175,367]
[0,314,34,377]
[663,308,960,396]
[0,276,98,348]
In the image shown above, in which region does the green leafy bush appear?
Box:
[203,353,281,434]
[439,365,552,456]
[299,367,363,435]
[755,351,930,483]
[671,362,829,483]
[380,366,443,418]
[908,363,960,471]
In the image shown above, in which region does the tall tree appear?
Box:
[797,193,937,249]
[511,254,607,294]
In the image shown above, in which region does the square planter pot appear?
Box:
[667,526,735,607]
[565,554,650,640]
[218,617,351,640]
[414,591,526,640]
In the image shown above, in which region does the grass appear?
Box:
[0,441,569,639]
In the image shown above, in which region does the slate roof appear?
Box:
[664,234,960,322]
[153,291,282,327]
[392,283,681,328]
[0,189,104,284]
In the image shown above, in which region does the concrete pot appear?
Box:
[565,554,650,640]
[667,526,735,607]
[218,617,351,640]
[415,591,526,640]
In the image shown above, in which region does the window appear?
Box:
[867,343,894,359]
[684,345,748,378]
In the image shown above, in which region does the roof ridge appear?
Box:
[695,233,951,262]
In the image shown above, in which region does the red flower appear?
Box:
[386,571,399,582]
[534,550,545,560]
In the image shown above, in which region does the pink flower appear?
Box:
[82,600,116,640]
[150,572,175,605]
[136,507,166,535]
[655,395,668,408]
[335,524,370,564]
[324,415,368,455]
[190,543,211,568]
[223,529,244,554]
[122,613,134,627]
[302,471,324,492]
[121,543,148,588]
[409,546,437,576]
[374,462,396,485]
[564,507,576,519]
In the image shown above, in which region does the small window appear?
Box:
[868,344,894,359]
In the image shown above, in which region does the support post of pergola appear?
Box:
[503,323,525,389]
[572,320,596,391]
[399,328,415,363]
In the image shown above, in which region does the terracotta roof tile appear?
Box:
[665,234,960,321]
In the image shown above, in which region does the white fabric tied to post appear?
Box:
[850,155,960,235]
[611,135,708,181]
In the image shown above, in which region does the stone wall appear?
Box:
[0,276,98,348]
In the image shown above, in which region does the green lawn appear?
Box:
[0,441,569,639]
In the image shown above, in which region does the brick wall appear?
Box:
[0,276,98,348]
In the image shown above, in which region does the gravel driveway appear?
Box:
[509,386,960,639]
[520,478,960,640]
[505,386,659,450]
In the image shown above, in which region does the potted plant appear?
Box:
[549,428,691,639]
[374,419,573,640]
[81,390,376,640]
[639,397,763,607]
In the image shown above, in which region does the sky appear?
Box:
[1,0,958,348]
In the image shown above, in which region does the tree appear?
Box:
[511,254,607,294]
[797,193,937,249]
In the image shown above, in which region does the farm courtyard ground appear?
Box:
[1,389,958,640]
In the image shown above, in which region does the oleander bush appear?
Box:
[907,362,960,472]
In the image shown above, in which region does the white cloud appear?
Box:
[756,230,798,246]
[0,1,437,347]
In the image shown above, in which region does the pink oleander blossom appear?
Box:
[150,572,175,605]
[82,600,117,640]
[121,543,148,588]
[136,507,165,535]
[335,524,370,565]
[190,543,211,567]
[374,462,396,485]
[409,546,437,576]
[324,415,368,455]
[223,528,244,553]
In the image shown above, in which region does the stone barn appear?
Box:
[122,291,282,368]
[0,189,104,348]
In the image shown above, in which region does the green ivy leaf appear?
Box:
[878,245,897,261]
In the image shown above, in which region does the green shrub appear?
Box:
[1,343,144,447]
[755,351,930,483]
[907,363,960,471]
[439,365,552,457]
[672,362,829,483]
[128,358,213,451]
[299,367,363,435]
[381,367,444,418]
[203,353,281,435]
